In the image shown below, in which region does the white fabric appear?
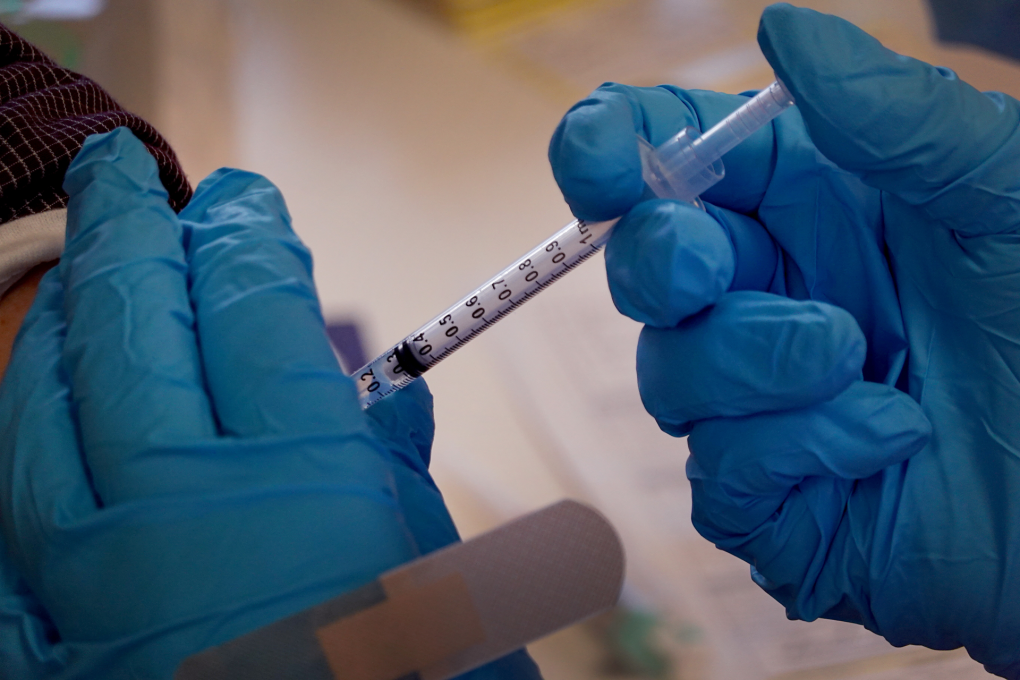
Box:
[0,209,66,299]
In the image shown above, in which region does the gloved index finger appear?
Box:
[549,82,782,222]
[60,128,217,505]
[549,83,690,222]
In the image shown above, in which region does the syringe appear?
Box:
[354,80,794,409]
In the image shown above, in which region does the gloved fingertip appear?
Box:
[756,3,894,142]
[181,168,289,228]
[549,86,646,222]
[365,378,436,472]
[847,385,931,469]
[607,199,734,327]
[62,128,180,251]
[757,4,872,95]
[653,417,692,438]
[182,168,304,285]
[193,166,241,193]
[64,128,165,205]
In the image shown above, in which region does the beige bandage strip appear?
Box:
[316,573,485,680]
[176,500,624,680]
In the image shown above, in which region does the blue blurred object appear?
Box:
[16,1,105,20]
[929,0,1020,61]
[549,3,1020,677]
[326,320,369,375]
[0,0,106,21]
[0,129,540,680]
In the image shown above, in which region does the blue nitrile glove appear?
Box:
[0,128,540,680]
[549,3,1020,677]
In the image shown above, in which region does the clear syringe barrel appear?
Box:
[354,218,617,408]
[354,80,794,409]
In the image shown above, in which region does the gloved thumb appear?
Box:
[758,3,1020,234]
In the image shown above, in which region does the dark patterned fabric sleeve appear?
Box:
[0,23,191,225]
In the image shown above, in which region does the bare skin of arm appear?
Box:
[0,261,58,384]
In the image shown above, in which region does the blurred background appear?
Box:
[11,0,1019,678]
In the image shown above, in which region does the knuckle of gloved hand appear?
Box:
[689,425,799,491]
[687,466,786,543]
[635,293,866,427]
[607,199,734,327]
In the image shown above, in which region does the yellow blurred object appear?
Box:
[430,0,1020,109]
[402,0,590,38]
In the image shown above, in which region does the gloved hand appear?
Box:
[0,128,541,680]
[549,3,1020,676]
